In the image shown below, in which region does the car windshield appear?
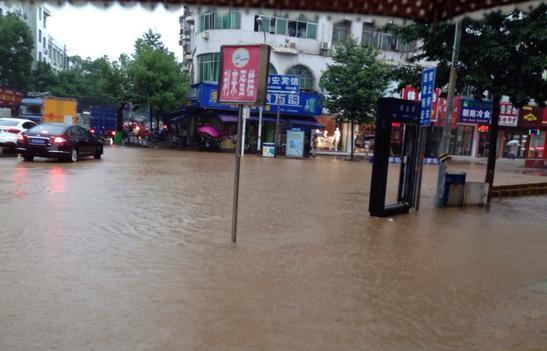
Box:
[19,104,42,115]
[0,119,19,127]
[27,125,66,135]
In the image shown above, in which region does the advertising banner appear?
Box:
[285,130,305,158]
[499,102,519,127]
[218,44,270,105]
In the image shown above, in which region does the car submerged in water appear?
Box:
[16,123,103,162]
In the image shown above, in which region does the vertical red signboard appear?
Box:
[218,44,270,105]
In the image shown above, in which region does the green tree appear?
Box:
[0,13,33,90]
[386,5,547,104]
[30,62,58,92]
[386,5,547,192]
[127,31,189,130]
[320,40,391,160]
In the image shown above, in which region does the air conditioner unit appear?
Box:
[201,31,209,40]
[320,41,330,50]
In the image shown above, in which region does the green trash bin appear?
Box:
[113,132,123,145]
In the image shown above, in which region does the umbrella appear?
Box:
[506,140,520,146]
[197,125,220,138]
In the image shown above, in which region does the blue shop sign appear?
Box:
[190,82,321,117]
[419,67,436,127]
[459,98,492,124]
[267,74,300,95]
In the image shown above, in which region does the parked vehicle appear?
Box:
[18,96,77,124]
[0,87,23,116]
[89,106,116,136]
[16,123,103,162]
[0,118,37,151]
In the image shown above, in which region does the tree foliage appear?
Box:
[320,40,391,123]
[0,13,33,90]
[386,4,547,105]
[127,31,188,126]
[24,29,188,118]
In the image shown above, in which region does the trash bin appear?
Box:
[444,171,466,206]
[113,132,123,145]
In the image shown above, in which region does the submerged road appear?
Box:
[1,147,546,350]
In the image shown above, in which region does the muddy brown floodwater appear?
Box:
[1,147,546,351]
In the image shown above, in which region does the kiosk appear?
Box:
[369,98,421,217]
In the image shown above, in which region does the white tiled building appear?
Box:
[179,7,417,90]
[1,3,68,71]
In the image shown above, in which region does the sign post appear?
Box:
[218,44,270,243]
[266,74,300,155]
[413,67,436,210]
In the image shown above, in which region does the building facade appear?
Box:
[179,7,418,153]
[1,3,68,72]
[180,7,417,89]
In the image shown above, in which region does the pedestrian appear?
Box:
[310,132,318,157]
[507,141,519,160]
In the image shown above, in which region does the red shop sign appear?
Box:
[541,107,547,129]
[218,44,270,105]
[401,85,419,101]
[519,105,541,129]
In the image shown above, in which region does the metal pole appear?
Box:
[414,127,428,210]
[434,21,462,207]
[231,105,244,243]
[257,106,263,153]
[275,94,281,153]
[241,106,247,156]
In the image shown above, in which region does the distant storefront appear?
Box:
[188,82,323,152]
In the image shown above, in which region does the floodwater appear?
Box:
[1,147,546,351]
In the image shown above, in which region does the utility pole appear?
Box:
[434,21,462,207]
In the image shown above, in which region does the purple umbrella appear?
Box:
[197,125,220,138]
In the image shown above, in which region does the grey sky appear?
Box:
[47,2,183,62]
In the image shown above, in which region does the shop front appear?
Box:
[188,82,323,153]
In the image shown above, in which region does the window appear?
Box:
[38,29,42,43]
[22,122,37,129]
[268,64,278,75]
[198,10,241,32]
[39,7,42,20]
[0,9,3,16]
[197,53,220,82]
[287,15,317,39]
[222,10,241,29]
[38,52,42,61]
[332,21,351,45]
[362,23,414,52]
[254,15,287,35]
[286,65,315,90]
[43,38,46,49]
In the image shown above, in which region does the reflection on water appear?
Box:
[47,166,66,194]
[0,148,546,351]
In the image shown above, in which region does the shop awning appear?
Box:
[170,115,191,123]
[285,118,324,129]
[247,115,280,123]
[219,114,238,122]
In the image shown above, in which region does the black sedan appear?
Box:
[17,123,103,162]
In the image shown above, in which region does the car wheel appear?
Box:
[68,148,78,162]
[94,145,103,159]
[23,155,34,162]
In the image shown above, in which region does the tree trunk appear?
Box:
[485,94,501,203]
[350,119,355,161]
